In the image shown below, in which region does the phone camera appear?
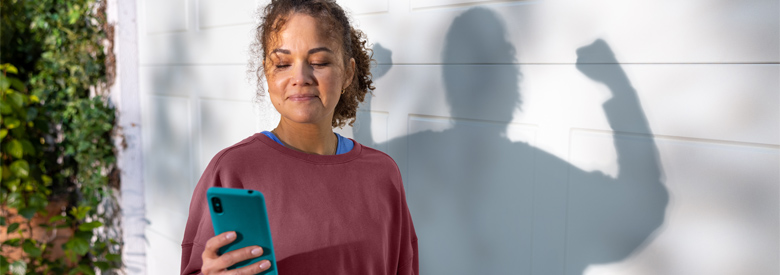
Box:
[211,197,223,213]
[248,190,253,194]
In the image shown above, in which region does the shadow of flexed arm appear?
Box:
[351,17,669,273]
[564,39,669,272]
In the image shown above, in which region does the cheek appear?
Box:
[266,73,286,92]
[264,75,283,106]
[315,70,342,90]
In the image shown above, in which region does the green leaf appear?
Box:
[68,11,80,25]
[3,117,21,130]
[0,77,9,91]
[70,206,91,220]
[28,193,47,209]
[105,253,121,263]
[75,264,96,275]
[49,215,66,223]
[18,207,36,219]
[7,92,24,108]
[0,129,7,140]
[9,160,29,178]
[23,239,42,257]
[78,221,103,231]
[7,223,19,234]
[0,216,5,226]
[5,139,23,158]
[94,261,110,270]
[2,165,11,179]
[49,216,66,223]
[20,139,35,155]
[75,229,93,240]
[3,238,20,246]
[0,63,18,74]
[6,186,22,208]
[8,78,24,92]
[64,237,90,256]
[0,255,8,274]
[9,260,26,275]
[42,175,53,186]
[0,101,11,114]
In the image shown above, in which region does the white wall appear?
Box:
[135,0,779,274]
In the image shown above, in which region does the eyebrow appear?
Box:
[270,47,334,55]
[270,48,290,55]
[307,47,333,54]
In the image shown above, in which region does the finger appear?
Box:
[226,260,272,275]
[202,231,237,260]
[216,245,264,270]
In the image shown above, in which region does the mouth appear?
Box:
[287,94,319,102]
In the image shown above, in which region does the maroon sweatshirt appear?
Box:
[180,133,418,274]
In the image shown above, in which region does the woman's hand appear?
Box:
[201,231,272,274]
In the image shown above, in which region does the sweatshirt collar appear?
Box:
[254,132,363,164]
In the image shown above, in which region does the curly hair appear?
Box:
[248,0,374,128]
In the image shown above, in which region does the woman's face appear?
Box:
[264,13,353,127]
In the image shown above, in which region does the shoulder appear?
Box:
[353,142,403,181]
[356,142,398,165]
[205,133,275,171]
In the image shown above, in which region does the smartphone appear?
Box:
[207,187,277,274]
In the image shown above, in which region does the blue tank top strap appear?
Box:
[334,132,354,155]
[261,131,354,155]
[261,131,283,145]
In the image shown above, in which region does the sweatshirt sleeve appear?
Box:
[180,154,223,275]
[397,206,419,275]
[395,169,419,275]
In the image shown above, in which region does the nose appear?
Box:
[291,62,314,86]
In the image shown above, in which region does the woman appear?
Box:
[180,0,418,274]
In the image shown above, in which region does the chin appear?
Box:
[284,112,328,125]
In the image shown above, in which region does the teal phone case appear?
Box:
[207,187,277,274]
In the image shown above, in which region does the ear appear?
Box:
[343,58,356,89]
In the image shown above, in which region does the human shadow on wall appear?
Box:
[355,7,669,275]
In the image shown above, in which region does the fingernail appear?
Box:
[259,261,271,269]
[251,248,262,255]
[226,232,235,240]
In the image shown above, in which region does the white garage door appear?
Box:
[136,0,779,274]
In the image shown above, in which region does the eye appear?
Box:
[311,62,330,68]
[273,63,291,72]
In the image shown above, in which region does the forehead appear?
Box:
[268,13,341,54]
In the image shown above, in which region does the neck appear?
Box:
[273,119,337,155]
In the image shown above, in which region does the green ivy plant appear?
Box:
[0,63,52,274]
[1,0,121,274]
